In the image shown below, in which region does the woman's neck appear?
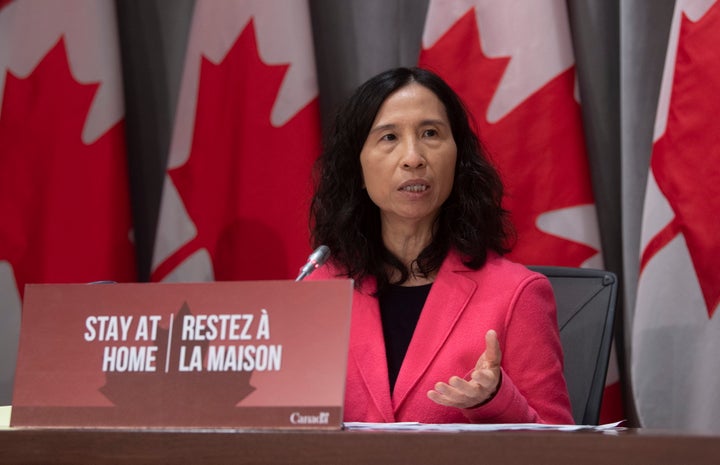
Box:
[381,217,437,286]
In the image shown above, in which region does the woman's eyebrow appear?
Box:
[369,119,448,134]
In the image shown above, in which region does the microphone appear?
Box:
[295,245,331,281]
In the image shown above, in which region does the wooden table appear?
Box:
[1,427,719,464]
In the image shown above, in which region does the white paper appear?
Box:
[343,420,625,432]
[0,406,11,429]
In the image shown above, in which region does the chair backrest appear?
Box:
[528,266,618,425]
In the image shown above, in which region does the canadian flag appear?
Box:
[419,0,622,423]
[632,0,720,431]
[151,0,321,283]
[0,0,136,381]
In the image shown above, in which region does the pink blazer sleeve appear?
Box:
[463,274,574,424]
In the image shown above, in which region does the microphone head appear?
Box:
[308,245,331,267]
[295,245,331,281]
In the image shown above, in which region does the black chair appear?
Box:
[528,266,618,425]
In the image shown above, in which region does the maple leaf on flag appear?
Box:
[152,19,321,282]
[419,9,597,267]
[0,38,136,297]
[641,4,720,318]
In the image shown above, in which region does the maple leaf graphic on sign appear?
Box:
[642,5,720,318]
[153,19,321,282]
[99,302,256,422]
[0,38,136,297]
[419,9,597,267]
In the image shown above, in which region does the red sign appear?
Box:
[11,280,353,429]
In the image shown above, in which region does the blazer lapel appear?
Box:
[392,251,477,410]
[349,280,396,421]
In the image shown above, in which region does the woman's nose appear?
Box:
[400,140,425,169]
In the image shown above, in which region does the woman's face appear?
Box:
[360,82,457,230]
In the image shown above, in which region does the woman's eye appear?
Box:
[380,133,397,142]
[423,129,438,137]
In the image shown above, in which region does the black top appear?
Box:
[378,283,432,393]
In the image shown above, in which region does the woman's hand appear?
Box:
[427,329,502,409]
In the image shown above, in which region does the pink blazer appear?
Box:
[312,250,574,424]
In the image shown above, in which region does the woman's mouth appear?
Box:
[399,180,430,192]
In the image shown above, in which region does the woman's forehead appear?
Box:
[372,83,449,125]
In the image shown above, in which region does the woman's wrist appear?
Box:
[466,371,502,409]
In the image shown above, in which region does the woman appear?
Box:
[309,67,573,424]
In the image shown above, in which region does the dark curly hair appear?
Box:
[310,67,513,291]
